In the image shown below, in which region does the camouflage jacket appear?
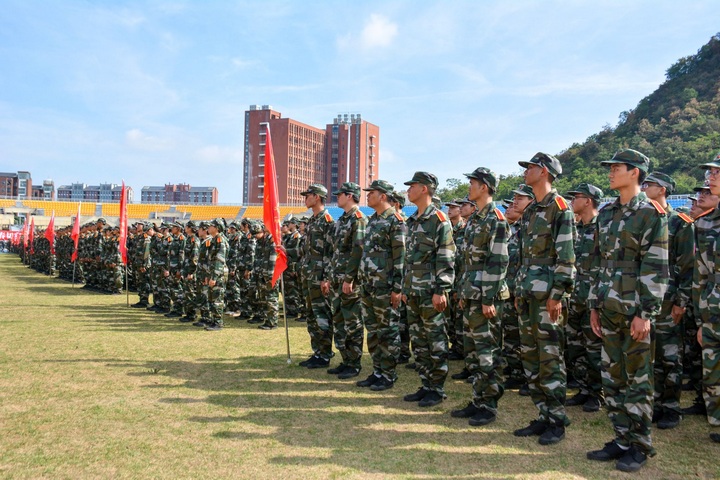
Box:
[254,234,278,283]
[587,192,669,320]
[150,233,169,268]
[505,224,521,294]
[329,205,368,284]
[360,207,406,293]
[182,234,199,277]
[665,206,694,307]
[204,233,229,282]
[403,204,456,296]
[452,219,466,290]
[283,230,302,273]
[301,208,334,281]
[572,215,597,303]
[102,237,121,265]
[692,208,720,324]
[458,202,509,304]
[196,236,209,281]
[167,233,186,271]
[516,189,576,301]
[237,233,256,272]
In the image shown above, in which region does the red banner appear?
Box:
[118,181,128,265]
[71,204,81,262]
[0,231,21,242]
[263,125,287,287]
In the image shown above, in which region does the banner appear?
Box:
[263,125,288,286]
[0,231,21,242]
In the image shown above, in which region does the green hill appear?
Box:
[440,33,720,201]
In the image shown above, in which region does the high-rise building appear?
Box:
[57,183,134,203]
[0,171,33,199]
[243,105,380,205]
[140,183,217,204]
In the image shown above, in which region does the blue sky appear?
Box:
[1,1,718,204]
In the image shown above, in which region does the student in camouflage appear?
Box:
[299,184,335,368]
[355,180,406,388]
[692,154,720,445]
[514,152,576,446]
[203,218,229,331]
[389,193,412,365]
[564,183,605,413]
[325,182,367,378]
[165,222,186,317]
[445,198,466,362]
[587,149,669,472]
[252,221,279,330]
[450,167,509,426]
[193,222,211,327]
[282,217,303,318]
[401,171,456,407]
[180,221,199,323]
[641,172,695,430]
[502,185,534,394]
[237,219,257,320]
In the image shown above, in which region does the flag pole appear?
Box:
[125,264,129,307]
[281,274,291,363]
[72,260,77,288]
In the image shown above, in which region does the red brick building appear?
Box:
[243,106,380,205]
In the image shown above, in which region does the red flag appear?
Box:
[71,203,81,262]
[29,217,35,254]
[44,211,56,254]
[262,125,287,286]
[118,181,128,265]
[22,220,28,249]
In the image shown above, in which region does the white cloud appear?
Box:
[125,129,173,151]
[361,14,398,49]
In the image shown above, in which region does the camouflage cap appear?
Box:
[687,195,698,202]
[566,183,604,201]
[699,151,720,170]
[389,192,406,207]
[694,180,712,192]
[464,167,499,190]
[501,198,514,209]
[300,183,328,198]
[432,195,442,208]
[511,183,536,199]
[249,222,263,234]
[210,218,225,232]
[362,179,395,194]
[185,220,197,230]
[458,196,477,207]
[444,198,463,208]
[404,171,438,189]
[298,215,309,224]
[676,206,691,214]
[644,172,676,194]
[170,222,183,229]
[198,221,210,229]
[96,217,107,224]
[228,221,239,230]
[287,216,297,224]
[519,152,563,178]
[601,148,650,172]
[332,181,361,197]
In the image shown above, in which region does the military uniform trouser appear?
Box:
[168,269,184,312]
[501,296,523,382]
[283,271,302,316]
[567,298,603,398]
[195,279,210,322]
[361,287,399,379]
[463,298,504,414]
[398,302,411,358]
[702,321,720,427]
[256,278,279,326]
[182,276,196,316]
[446,296,463,356]
[684,308,703,401]
[600,308,655,456]
[134,267,151,303]
[207,278,226,326]
[406,294,449,395]
[329,281,363,369]
[517,296,569,427]
[654,298,684,414]
[303,277,333,359]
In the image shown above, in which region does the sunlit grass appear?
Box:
[0,255,718,479]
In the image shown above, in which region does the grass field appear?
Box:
[0,254,718,479]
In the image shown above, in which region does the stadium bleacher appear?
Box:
[22,200,95,216]
[176,205,242,220]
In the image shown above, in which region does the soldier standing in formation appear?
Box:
[587,149,669,472]
[325,183,367,379]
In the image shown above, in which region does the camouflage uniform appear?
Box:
[237,224,257,319]
[195,227,211,325]
[501,222,524,384]
[282,223,303,317]
[359,191,406,382]
[328,194,367,371]
[167,227,186,315]
[458,193,509,416]
[692,157,720,440]
[300,188,335,361]
[403,173,456,399]
[254,230,279,328]
[132,228,152,306]
[204,220,229,329]
[588,152,669,457]
[182,226,200,319]
[448,212,466,359]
